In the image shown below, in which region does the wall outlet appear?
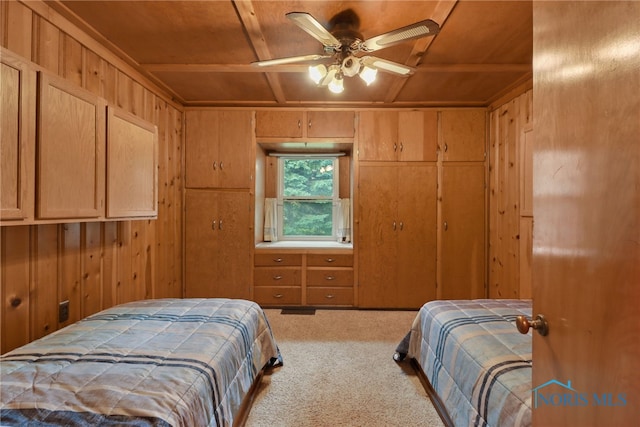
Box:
[59,300,70,323]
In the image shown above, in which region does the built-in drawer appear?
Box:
[307,253,353,267]
[307,287,354,306]
[306,268,353,287]
[254,253,303,267]
[253,286,302,306]
[254,267,301,286]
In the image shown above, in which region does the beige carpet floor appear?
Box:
[244,309,445,427]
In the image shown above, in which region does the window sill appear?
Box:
[255,241,353,250]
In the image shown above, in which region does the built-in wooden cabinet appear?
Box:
[184,189,252,299]
[185,110,253,189]
[106,106,158,218]
[255,110,355,140]
[358,163,437,308]
[253,249,354,307]
[358,110,438,161]
[438,164,486,299]
[37,71,106,220]
[0,51,36,224]
[440,109,486,162]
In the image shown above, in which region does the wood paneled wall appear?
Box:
[488,85,533,298]
[0,0,183,353]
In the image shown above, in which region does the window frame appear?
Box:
[276,155,340,241]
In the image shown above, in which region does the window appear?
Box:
[277,155,339,240]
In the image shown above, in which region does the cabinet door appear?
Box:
[218,110,252,189]
[184,190,252,299]
[358,164,398,307]
[214,191,252,299]
[358,111,398,161]
[106,106,158,218]
[441,109,487,161]
[37,72,105,219]
[397,111,438,161]
[396,165,437,307]
[185,190,218,298]
[439,164,486,299]
[185,110,219,188]
[1,53,35,222]
[307,111,355,138]
[255,110,303,138]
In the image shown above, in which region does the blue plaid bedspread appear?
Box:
[408,299,532,427]
[1,298,281,426]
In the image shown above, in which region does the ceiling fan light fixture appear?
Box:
[328,72,344,94]
[359,66,378,85]
[341,55,361,77]
[308,64,327,84]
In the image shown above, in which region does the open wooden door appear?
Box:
[531,2,640,426]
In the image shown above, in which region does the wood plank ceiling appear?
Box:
[50,0,532,107]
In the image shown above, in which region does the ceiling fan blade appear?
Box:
[361,56,415,76]
[360,19,440,52]
[286,12,342,49]
[252,54,331,67]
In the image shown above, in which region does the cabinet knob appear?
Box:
[399,221,404,231]
[219,219,223,230]
[273,293,284,299]
[219,162,224,170]
[325,294,335,299]
[443,221,448,231]
[297,120,301,129]
[325,275,335,281]
[212,161,217,170]
[273,257,283,263]
[308,119,312,129]
[393,221,397,231]
[399,142,404,152]
[325,258,335,263]
[273,275,283,280]
[393,143,397,152]
[444,143,448,152]
[211,220,216,230]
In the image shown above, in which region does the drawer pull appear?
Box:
[325,258,335,263]
[273,293,284,299]
[325,294,335,299]
[272,275,283,280]
[273,258,283,263]
[325,275,335,281]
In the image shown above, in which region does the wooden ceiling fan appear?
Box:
[252,10,440,92]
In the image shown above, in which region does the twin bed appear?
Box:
[1,297,531,427]
[0,298,281,426]
[399,299,533,427]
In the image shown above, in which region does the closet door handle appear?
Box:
[308,119,312,129]
[211,220,216,230]
[399,142,404,152]
[219,162,224,170]
[297,120,301,129]
[393,221,397,231]
[212,161,217,170]
[393,143,398,152]
[444,143,448,152]
[399,221,404,231]
[443,221,448,231]
[219,220,223,230]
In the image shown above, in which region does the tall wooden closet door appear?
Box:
[184,190,218,297]
[358,164,398,307]
[184,110,219,188]
[439,164,486,299]
[396,164,437,308]
[214,191,251,299]
[218,111,252,189]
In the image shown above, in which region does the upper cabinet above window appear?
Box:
[255,110,355,141]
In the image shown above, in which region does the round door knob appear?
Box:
[516,314,549,336]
